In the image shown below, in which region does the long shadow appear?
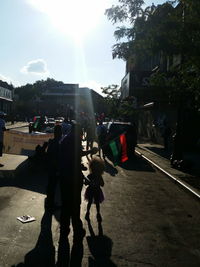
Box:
[11,209,56,267]
[104,159,118,176]
[57,235,84,267]
[0,158,48,195]
[86,219,117,267]
[144,146,172,160]
[118,155,155,172]
[56,222,84,267]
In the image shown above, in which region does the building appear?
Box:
[0,83,13,114]
[37,83,106,117]
[120,46,180,145]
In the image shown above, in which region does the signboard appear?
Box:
[3,130,53,156]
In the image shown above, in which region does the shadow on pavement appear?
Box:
[11,209,56,267]
[57,235,84,267]
[118,155,155,172]
[86,219,117,267]
[104,159,118,176]
[0,158,48,195]
[143,146,171,160]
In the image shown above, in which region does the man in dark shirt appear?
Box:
[57,122,97,266]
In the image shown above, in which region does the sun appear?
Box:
[28,0,110,41]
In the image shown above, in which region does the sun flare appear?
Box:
[28,0,110,41]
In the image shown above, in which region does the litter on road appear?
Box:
[16,215,36,223]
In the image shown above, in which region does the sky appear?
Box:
[0,0,166,95]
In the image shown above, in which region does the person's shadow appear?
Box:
[104,159,118,176]
[86,219,117,267]
[56,234,84,267]
[11,209,56,267]
[56,211,84,267]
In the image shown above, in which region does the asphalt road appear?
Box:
[0,151,200,267]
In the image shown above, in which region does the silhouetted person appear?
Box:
[57,122,97,266]
[126,122,137,157]
[84,157,105,222]
[45,124,62,211]
[96,121,107,158]
[61,117,72,136]
[86,121,96,151]
[162,123,171,151]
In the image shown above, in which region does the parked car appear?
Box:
[55,117,64,123]
[103,121,137,157]
[29,116,48,133]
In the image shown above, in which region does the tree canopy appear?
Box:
[105,0,200,109]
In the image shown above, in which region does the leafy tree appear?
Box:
[106,0,200,109]
[14,78,65,115]
[106,0,200,150]
[101,85,137,121]
[101,84,120,119]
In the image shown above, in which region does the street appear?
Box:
[0,145,200,266]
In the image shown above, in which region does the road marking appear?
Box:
[135,150,200,200]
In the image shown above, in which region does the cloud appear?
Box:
[21,59,49,75]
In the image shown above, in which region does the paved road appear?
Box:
[0,153,200,266]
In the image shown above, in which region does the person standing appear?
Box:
[84,157,105,222]
[0,112,6,167]
[45,124,62,212]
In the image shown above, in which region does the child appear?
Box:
[84,157,105,222]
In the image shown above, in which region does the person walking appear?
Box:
[86,121,96,151]
[96,121,107,159]
[61,117,72,136]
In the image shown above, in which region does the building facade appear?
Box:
[36,84,106,117]
[0,85,13,114]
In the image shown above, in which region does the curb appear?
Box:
[6,124,29,130]
[135,148,200,200]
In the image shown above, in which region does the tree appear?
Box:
[105,0,200,109]
[14,78,65,116]
[101,85,120,119]
[106,0,200,151]
[101,85,137,121]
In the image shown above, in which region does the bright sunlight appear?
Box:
[27,0,111,41]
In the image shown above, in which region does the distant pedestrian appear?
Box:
[162,123,171,151]
[0,112,6,167]
[61,117,71,136]
[84,157,105,222]
[96,121,107,158]
[86,121,96,151]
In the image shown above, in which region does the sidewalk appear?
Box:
[136,143,200,198]
[5,121,29,130]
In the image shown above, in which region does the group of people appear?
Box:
[43,120,105,265]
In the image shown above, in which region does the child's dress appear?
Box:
[84,173,104,203]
